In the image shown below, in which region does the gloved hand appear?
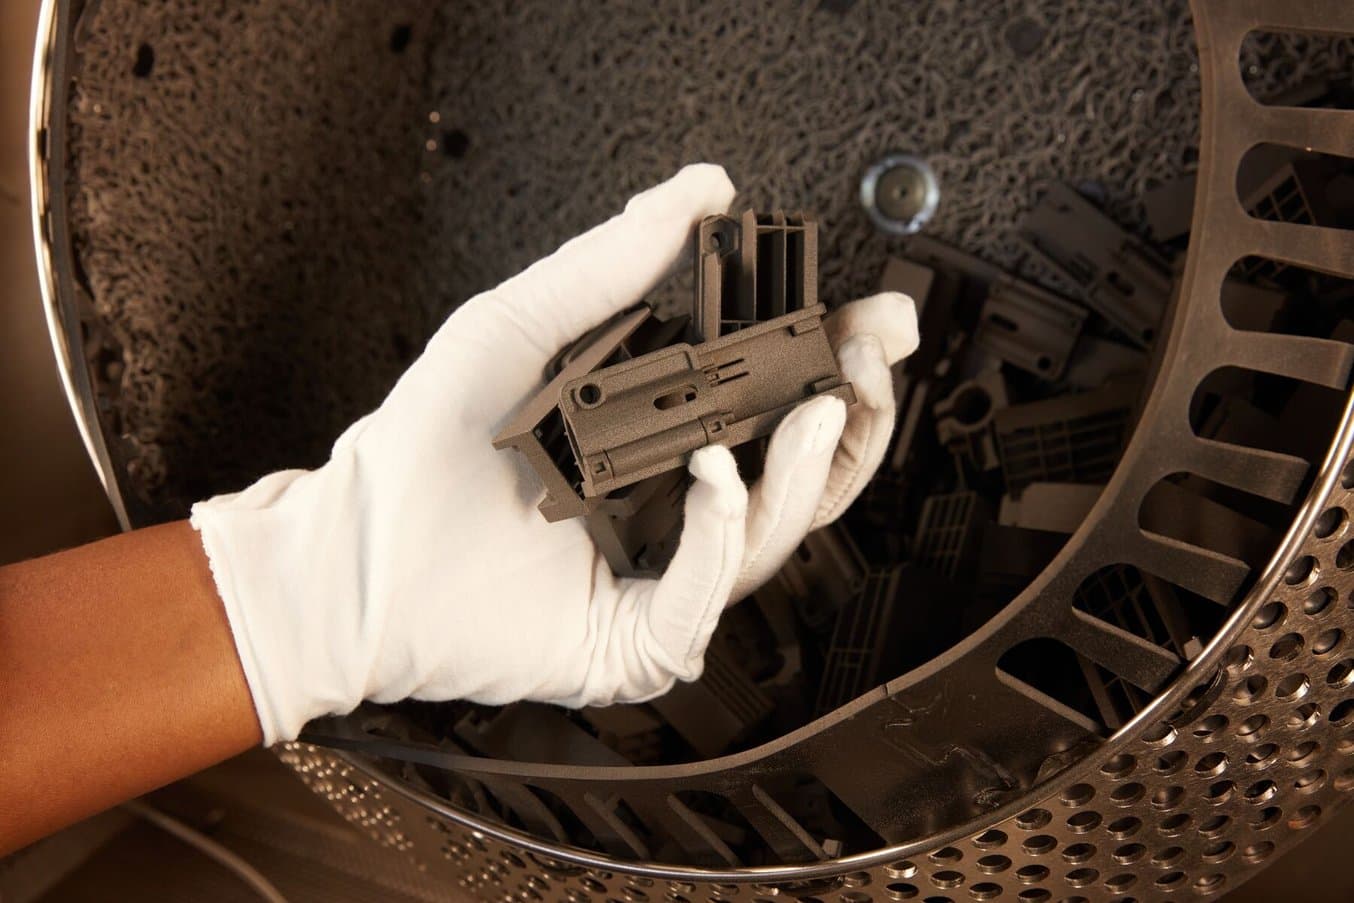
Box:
[192,164,919,744]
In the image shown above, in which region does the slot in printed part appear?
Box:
[561,305,854,498]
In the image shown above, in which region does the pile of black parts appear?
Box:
[310,143,1354,860]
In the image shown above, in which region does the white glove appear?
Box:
[191,164,919,744]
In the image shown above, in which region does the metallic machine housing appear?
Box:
[32,0,1354,899]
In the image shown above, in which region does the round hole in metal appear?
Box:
[1107,816,1142,838]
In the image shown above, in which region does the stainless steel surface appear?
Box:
[25,0,129,532]
[860,155,941,237]
[27,0,1354,899]
[274,1,1354,898]
[0,0,114,564]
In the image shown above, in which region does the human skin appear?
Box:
[0,521,259,854]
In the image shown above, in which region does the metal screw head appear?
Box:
[860,154,940,235]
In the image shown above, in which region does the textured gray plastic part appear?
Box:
[933,369,1010,472]
[901,231,1032,292]
[998,482,1105,533]
[1060,333,1150,390]
[582,470,688,579]
[814,565,954,717]
[913,490,991,579]
[812,565,905,716]
[876,256,937,311]
[973,277,1088,380]
[887,374,932,474]
[561,305,854,498]
[890,231,1094,385]
[647,647,774,759]
[1242,155,1354,232]
[695,210,818,343]
[1142,174,1197,242]
[497,208,849,571]
[492,307,653,522]
[993,377,1141,491]
[775,523,867,637]
[1018,183,1173,348]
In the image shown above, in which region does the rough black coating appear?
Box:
[63,1,1348,513]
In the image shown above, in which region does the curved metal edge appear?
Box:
[299,369,1354,884]
[290,0,1354,881]
[29,0,131,530]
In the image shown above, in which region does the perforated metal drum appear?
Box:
[31,0,1354,899]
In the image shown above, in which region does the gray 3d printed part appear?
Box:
[996,373,1142,490]
[695,210,818,343]
[1018,182,1172,348]
[1142,174,1197,243]
[776,523,867,636]
[876,256,937,313]
[813,565,952,716]
[892,233,1089,382]
[583,469,687,578]
[546,308,692,382]
[561,305,854,498]
[1060,334,1148,390]
[933,369,1009,473]
[913,490,990,579]
[1242,154,1354,236]
[971,523,1066,614]
[998,482,1105,534]
[647,647,774,759]
[877,255,957,383]
[492,306,654,522]
[813,565,906,716]
[499,207,843,541]
[973,277,1088,381]
[580,703,663,745]
[993,377,1141,491]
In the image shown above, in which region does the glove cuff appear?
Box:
[190,462,372,744]
[191,502,289,744]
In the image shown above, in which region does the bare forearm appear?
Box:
[0,521,260,854]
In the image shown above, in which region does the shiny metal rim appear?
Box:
[41,0,1354,897]
[279,2,1354,895]
[860,154,941,237]
[28,0,132,530]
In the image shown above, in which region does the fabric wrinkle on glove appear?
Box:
[191,163,919,745]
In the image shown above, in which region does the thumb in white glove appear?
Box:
[192,164,918,744]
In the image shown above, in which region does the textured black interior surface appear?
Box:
[64,1,1350,515]
[61,1,1197,515]
[68,2,446,515]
